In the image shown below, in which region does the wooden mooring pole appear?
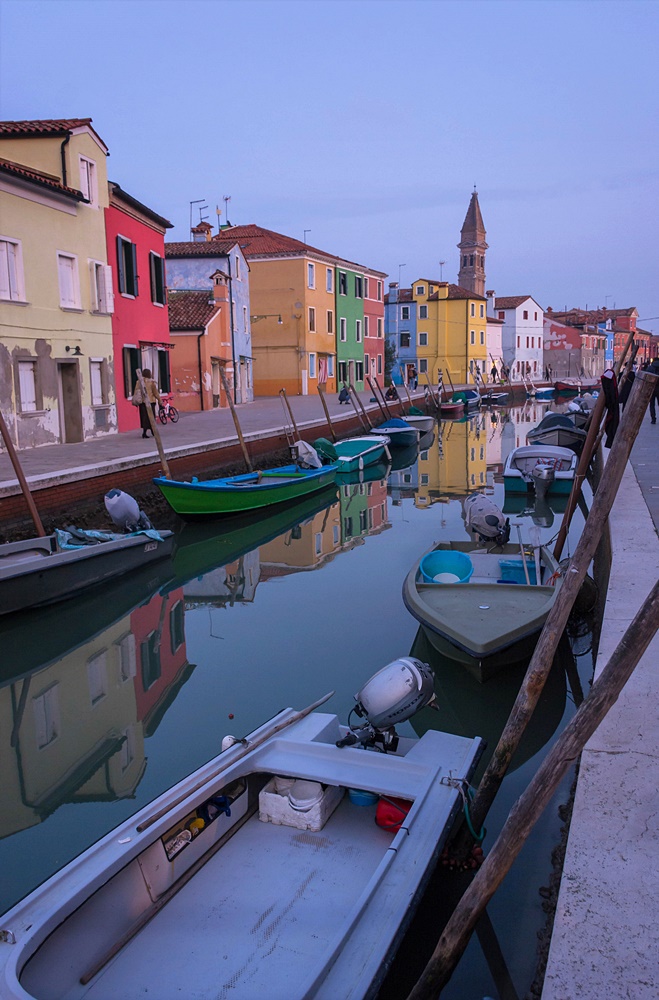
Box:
[407,577,659,1000]
[0,408,46,536]
[136,369,172,480]
[316,385,337,441]
[219,367,252,472]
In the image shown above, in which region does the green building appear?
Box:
[335,266,366,391]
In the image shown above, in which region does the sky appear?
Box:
[1,0,658,333]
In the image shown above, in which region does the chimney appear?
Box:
[209,270,229,305]
[486,289,495,317]
[388,281,399,303]
[192,221,213,243]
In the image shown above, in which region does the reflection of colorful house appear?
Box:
[130,589,192,736]
[183,552,260,607]
[260,500,340,575]
[105,182,173,432]
[436,419,487,496]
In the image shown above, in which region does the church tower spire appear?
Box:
[457,188,488,296]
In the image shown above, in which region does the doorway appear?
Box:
[57,362,83,442]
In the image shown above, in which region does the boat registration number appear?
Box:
[144,542,158,552]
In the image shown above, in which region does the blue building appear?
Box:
[165,229,254,403]
[384,283,417,385]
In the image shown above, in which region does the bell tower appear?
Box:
[458,188,488,296]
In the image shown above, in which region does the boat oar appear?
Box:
[0,408,46,536]
[219,366,252,472]
[529,525,542,585]
[514,523,531,586]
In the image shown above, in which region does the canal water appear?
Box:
[0,399,596,999]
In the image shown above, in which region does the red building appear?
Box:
[105,183,173,432]
[363,271,386,385]
[130,588,192,734]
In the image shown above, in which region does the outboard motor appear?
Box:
[463,492,510,547]
[531,462,555,501]
[104,489,153,532]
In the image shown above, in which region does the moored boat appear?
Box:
[503,444,578,496]
[154,463,338,519]
[440,400,465,417]
[369,417,419,448]
[526,412,588,454]
[313,434,391,473]
[0,665,483,1000]
[402,540,563,682]
[400,412,435,434]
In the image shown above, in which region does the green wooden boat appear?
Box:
[154,463,338,519]
[313,434,391,474]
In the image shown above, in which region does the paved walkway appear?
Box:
[542,413,659,999]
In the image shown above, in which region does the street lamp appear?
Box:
[251,314,283,324]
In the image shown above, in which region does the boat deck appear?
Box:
[75,800,393,1000]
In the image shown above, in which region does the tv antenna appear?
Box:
[439,260,446,281]
[223,195,232,226]
[189,199,206,237]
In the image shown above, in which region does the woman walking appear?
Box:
[134,369,162,438]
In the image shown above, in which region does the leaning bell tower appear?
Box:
[458,188,488,296]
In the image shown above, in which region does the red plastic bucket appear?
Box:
[375,796,412,832]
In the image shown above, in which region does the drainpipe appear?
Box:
[226,255,237,403]
[197,331,205,410]
[60,133,70,187]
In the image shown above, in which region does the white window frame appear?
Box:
[79,155,98,208]
[480,304,485,317]
[364,277,369,298]
[0,236,26,301]
[415,285,425,295]
[480,330,485,345]
[356,319,362,343]
[470,303,475,317]
[18,359,37,412]
[377,281,382,301]
[33,684,60,750]
[363,315,369,338]
[89,259,114,314]
[116,632,137,682]
[340,317,347,342]
[326,268,333,293]
[88,650,108,706]
[419,359,428,374]
[419,304,428,319]
[327,310,333,334]
[308,306,316,332]
[90,359,106,406]
[470,330,475,345]
[377,317,383,338]
[307,262,315,289]
[235,255,241,280]
[57,251,81,309]
[401,306,410,320]
[419,332,428,346]
[309,352,316,378]
[328,356,335,377]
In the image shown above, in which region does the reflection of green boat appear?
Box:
[336,461,390,486]
[388,441,420,472]
[169,486,338,588]
[502,492,568,529]
[409,628,567,775]
[0,558,176,688]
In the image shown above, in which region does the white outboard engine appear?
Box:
[292,440,323,469]
[531,462,555,501]
[463,492,510,547]
[104,489,153,533]
[337,657,437,752]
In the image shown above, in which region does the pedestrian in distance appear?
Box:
[409,366,418,390]
[338,385,350,404]
[647,357,659,424]
[133,369,162,438]
[490,363,498,384]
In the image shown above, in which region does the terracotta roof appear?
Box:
[216,223,387,276]
[0,118,108,153]
[384,288,414,304]
[167,291,217,330]
[109,182,172,230]
[165,239,239,258]
[428,284,487,301]
[459,191,487,242]
[549,306,638,324]
[494,295,535,310]
[0,157,84,200]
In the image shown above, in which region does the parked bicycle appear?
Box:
[158,392,179,424]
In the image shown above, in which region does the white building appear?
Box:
[495,295,544,380]
[485,290,504,377]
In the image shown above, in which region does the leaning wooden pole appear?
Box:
[464,370,657,840]
[349,384,373,429]
[0,409,46,536]
[279,388,300,439]
[316,385,337,442]
[136,369,172,479]
[218,366,252,472]
[553,389,606,561]
[367,377,390,419]
[407,577,659,1000]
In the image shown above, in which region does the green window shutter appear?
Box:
[123,346,140,398]
[158,350,170,393]
[116,236,126,293]
[130,242,139,296]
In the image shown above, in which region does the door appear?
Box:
[57,362,83,442]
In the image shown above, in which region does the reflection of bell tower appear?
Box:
[458,188,488,296]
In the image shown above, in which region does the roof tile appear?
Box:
[167,291,217,330]
[0,157,84,200]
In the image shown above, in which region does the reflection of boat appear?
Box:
[409,627,567,773]
[313,434,391,474]
[417,429,435,451]
[400,412,435,434]
[481,391,509,404]
[440,401,464,417]
[388,441,420,472]
[528,387,555,400]
[554,378,597,396]
[154,463,337,519]
[504,444,578,496]
[2,669,482,1000]
[0,529,174,617]
[337,461,390,486]
[370,417,419,448]
[169,487,338,588]
[527,412,587,454]
[402,539,562,681]
[0,557,176,687]
[502,492,568,529]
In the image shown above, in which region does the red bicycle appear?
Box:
[158,392,179,424]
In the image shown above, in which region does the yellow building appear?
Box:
[416,280,487,387]
[0,119,115,446]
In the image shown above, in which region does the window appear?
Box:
[57,252,81,308]
[517,335,521,348]
[401,306,410,320]
[308,306,316,332]
[377,281,382,301]
[356,319,362,343]
[339,272,347,295]
[79,156,97,207]
[18,360,38,412]
[416,285,425,295]
[400,332,410,348]
[531,337,534,348]
[363,316,369,338]
[328,356,335,377]
[526,336,529,348]
[149,252,166,305]
[364,352,370,374]
[315,532,323,556]
[340,317,347,342]
[377,317,383,338]
[307,262,315,288]
[480,331,484,345]
[326,268,333,292]
[33,685,60,749]
[235,255,241,279]
[377,354,382,374]
[470,330,475,345]
[421,474,429,486]
[123,346,139,399]
[116,236,138,296]
[419,332,428,346]
[419,359,428,373]
[90,360,106,405]
[119,726,136,773]
[480,304,484,317]
[116,633,136,682]
[469,255,474,266]
[364,277,369,298]
[309,353,316,378]
[88,651,108,706]
[523,310,529,320]
[470,303,475,317]
[534,311,538,321]
[498,310,505,319]
[463,256,467,267]
[327,310,333,334]
[89,260,114,313]
[353,276,362,298]
[355,361,364,382]
[419,304,428,319]
[141,632,161,691]
[0,237,25,301]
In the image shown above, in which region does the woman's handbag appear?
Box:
[132,384,143,407]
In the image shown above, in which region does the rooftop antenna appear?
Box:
[189,199,205,238]
[223,195,232,227]
[439,260,446,281]
[304,229,311,244]
[216,204,222,233]
[398,263,406,287]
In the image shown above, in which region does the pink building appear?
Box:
[363,272,386,384]
[105,183,173,432]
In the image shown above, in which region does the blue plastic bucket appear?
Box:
[498,558,537,585]
[420,550,474,584]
